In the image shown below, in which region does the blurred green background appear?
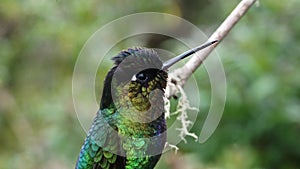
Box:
[1,0,300,168]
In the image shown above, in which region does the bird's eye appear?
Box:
[136,72,148,82]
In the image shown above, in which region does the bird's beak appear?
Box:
[161,40,218,71]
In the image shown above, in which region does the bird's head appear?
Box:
[101,41,217,122]
[111,48,167,121]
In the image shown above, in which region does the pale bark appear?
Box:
[166,0,257,98]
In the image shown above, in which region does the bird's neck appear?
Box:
[99,66,166,134]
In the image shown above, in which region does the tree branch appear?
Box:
[166,0,257,98]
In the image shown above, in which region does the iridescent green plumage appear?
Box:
[75,41,218,169]
[76,48,167,169]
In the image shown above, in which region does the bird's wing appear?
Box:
[76,109,125,169]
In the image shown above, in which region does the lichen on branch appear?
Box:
[164,0,257,146]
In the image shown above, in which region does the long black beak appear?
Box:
[162,40,218,71]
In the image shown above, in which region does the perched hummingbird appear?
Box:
[75,40,217,169]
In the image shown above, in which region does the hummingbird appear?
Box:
[75,40,217,169]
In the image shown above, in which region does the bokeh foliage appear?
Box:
[0,0,299,168]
